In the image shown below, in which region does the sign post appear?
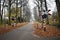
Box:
[42,14,47,28]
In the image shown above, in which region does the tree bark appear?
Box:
[8,0,11,25]
[55,0,60,26]
[16,0,18,23]
[44,0,49,24]
[0,0,1,24]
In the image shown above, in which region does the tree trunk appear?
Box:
[55,0,60,26]
[0,0,5,24]
[16,0,18,23]
[8,0,11,25]
[44,0,49,24]
[0,0,1,24]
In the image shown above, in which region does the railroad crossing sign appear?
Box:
[42,14,47,19]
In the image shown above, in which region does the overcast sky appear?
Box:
[47,0,57,12]
[28,0,57,12]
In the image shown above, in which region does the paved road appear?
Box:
[0,22,60,40]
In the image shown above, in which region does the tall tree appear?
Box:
[16,0,18,23]
[34,0,40,12]
[34,0,42,21]
[1,0,5,24]
[17,0,29,22]
[19,0,29,17]
[55,0,60,26]
[0,0,1,24]
[8,0,11,25]
[44,0,49,24]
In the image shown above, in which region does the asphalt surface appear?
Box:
[0,22,60,40]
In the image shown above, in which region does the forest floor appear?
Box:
[0,22,28,35]
[33,22,60,37]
